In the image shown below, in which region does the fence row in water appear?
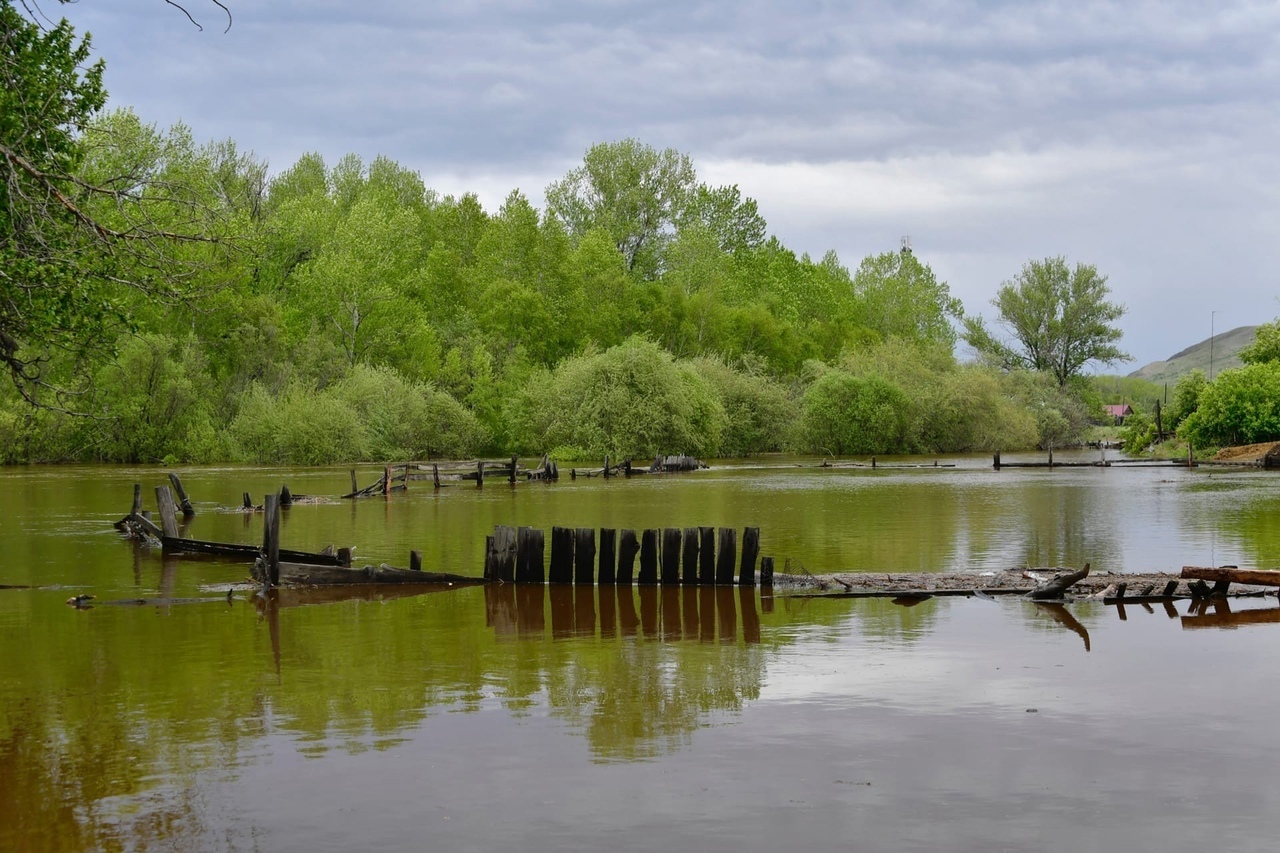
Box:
[483,526,774,587]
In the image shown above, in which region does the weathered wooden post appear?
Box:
[515,526,544,583]
[477,460,485,488]
[383,465,391,497]
[617,529,639,585]
[994,450,1002,470]
[433,464,441,489]
[400,465,408,492]
[409,550,422,572]
[760,556,775,588]
[336,546,353,566]
[484,534,496,580]
[168,473,195,517]
[509,455,518,484]
[871,456,876,469]
[350,469,359,496]
[716,527,737,585]
[262,493,280,586]
[598,528,617,585]
[699,527,715,585]
[280,484,293,508]
[638,529,659,584]
[549,526,574,584]
[242,492,253,510]
[574,528,596,585]
[131,484,143,517]
[682,527,700,585]
[154,486,180,540]
[739,527,760,587]
[1048,446,1054,468]
[603,454,611,478]
[660,528,682,585]
[494,525,517,582]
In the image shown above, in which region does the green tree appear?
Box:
[1168,369,1206,431]
[545,139,695,278]
[796,365,915,455]
[1239,318,1280,365]
[850,249,962,347]
[962,257,1129,387]
[1180,363,1280,448]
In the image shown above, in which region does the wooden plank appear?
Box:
[660,528,681,585]
[638,529,659,585]
[159,537,343,565]
[617,529,639,585]
[715,527,737,585]
[549,526,574,585]
[739,526,760,587]
[516,527,545,584]
[1182,567,1280,586]
[682,527,700,585]
[574,528,596,585]
[598,528,617,586]
[276,561,484,586]
[154,486,181,540]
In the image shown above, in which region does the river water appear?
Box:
[2,455,1278,851]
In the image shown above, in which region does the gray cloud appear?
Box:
[65,0,1280,366]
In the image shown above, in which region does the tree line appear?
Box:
[21,3,1265,466]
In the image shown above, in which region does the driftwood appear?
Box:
[1025,563,1091,600]
[267,560,487,586]
[1181,567,1280,587]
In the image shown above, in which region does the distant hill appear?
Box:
[1128,325,1258,384]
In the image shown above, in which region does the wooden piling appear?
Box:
[574,528,596,585]
[549,526,574,584]
[699,526,715,585]
[155,486,180,540]
[661,528,682,585]
[262,493,280,586]
[131,484,143,516]
[515,526,543,583]
[994,450,1001,470]
[168,473,195,517]
[760,556,775,588]
[598,528,617,585]
[433,464,440,489]
[242,492,253,510]
[617,529,639,585]
[350,469,358,496]
[409,550,422,572]
[603,454,611,478]
[280,484,293,508]
[337,546,353,567]
[509,455,518,484]
[715,527,737,585]
[477,460,485,488]
[638,529,659,585]
[682,527,700,585]
[493,525,517,582]
[739,526,760,586]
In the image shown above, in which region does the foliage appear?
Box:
[1168,369,1206,431]
[1239,318,1280,365]
[518,337,725,459]
[1179,363,1280,448]
[796,367,915,455]
[686,356,795,455]
[962,257,1129,387]
[849,250,962,348]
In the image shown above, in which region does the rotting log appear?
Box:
[739,526,760,587]
[574,528,596,585]
[275,562,486,586]
[161,537,345,565]
[715,527,737,585]
[1182,567,1280,586]
[617,529,639,585]
[1024,563,1090,600]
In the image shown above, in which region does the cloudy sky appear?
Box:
[58,0,1280,369]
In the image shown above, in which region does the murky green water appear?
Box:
[2,456,1279,851]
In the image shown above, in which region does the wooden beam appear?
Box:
[1182,567,1280,586]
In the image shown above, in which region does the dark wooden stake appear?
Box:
[350,469,359,496]
[155,486,180,540]
[131,484,143,516]
[739,526,760,586]
[699,526,715,585]
[617,529,639,585]
[433,464,441,489]
[515,526,544,583]
[336,546,353,566]
[410,550,422,572]
[549,526,574,584]
[280,484,293,508]
[168,473,195,517]
[494,525,517,582]
[574,528,596,585]
[509,454,518,484]
[598,528,617,586]
[242,492,253,510]
[383,465,391,497]
[682,527,700,585]
[760,556,775,588]
[638,529,659,584]
[661,528,682,585]
[263,493,280,586]
[715,527,737,585]
[477,460,485,488]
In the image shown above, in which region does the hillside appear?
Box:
[1129,325,1258,384]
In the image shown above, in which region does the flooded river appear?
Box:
[2,456,1278,850]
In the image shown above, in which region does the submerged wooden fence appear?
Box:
[483,525,774,588]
